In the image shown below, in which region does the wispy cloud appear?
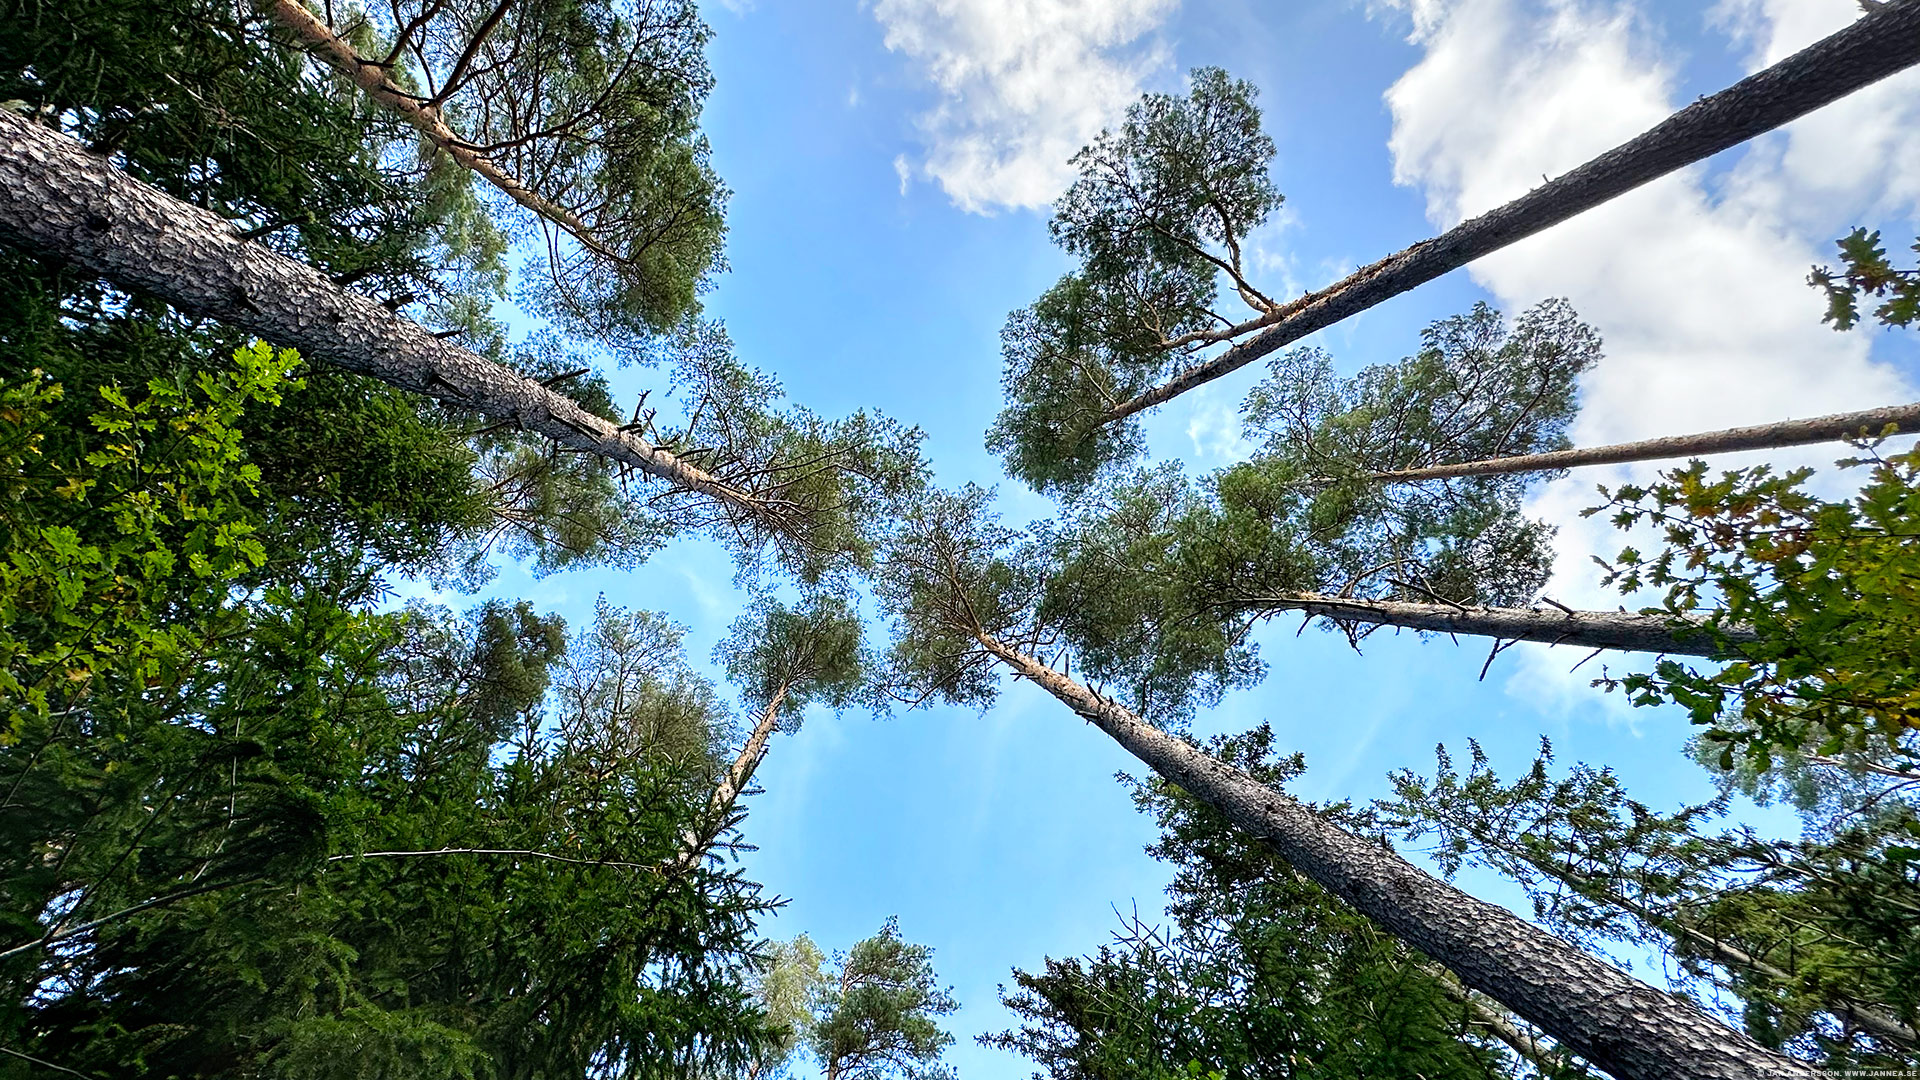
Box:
[872,0,1182,213]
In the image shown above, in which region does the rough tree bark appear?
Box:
[1361,401,1920,484]
[264,0,623,263]
[0,110,794,532]
[1098,0,1920,427]
[1256,594,1758,657]
[973,633,1811,1080]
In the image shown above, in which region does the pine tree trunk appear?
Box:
[974,633,1810,1080]
[671,685,790,872]
[1098,0,1920,427]
[0,111,786,530]
[1362,401,1920,483]
[1263,593,1755,657]
[707,685,789,825]
[262,0,622,264]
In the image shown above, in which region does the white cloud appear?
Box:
[1379,0,1920,713]
[872,0,1181,213]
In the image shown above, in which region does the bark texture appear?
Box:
[0,111,785,529]
[264,0,621,263]
[1367,401,1920,483]
[1262,594,1758,657]
[1099,0,1920,427]
[975,634,1812,1080]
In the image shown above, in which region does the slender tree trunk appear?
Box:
[1260,593,1756,657]
[264,0,622,263]
[1098,0,1920,428]
[1361,401,1920,484]
[0,111,791,531]
[973,633,1809,1080]
[670,684,789,872]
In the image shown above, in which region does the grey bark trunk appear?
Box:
[0,111,788,531]
[670,685,789,873]
[1099,0,1920,427]
[264,0,622,264]
[1364,401,1920,483]
[975,634,1811,1080]
[1263,593,1756,657]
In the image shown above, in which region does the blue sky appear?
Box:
[419,0,1920,1074]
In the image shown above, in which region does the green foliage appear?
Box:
[0,4,822,1075]
[0,345,292,721]
[1587,449,1920,765]
[1380,739,1919,1067]
[552,597,730,775]
[461,336,677,583]
[754,935,829,1069]
[1811,228,1919,331]
[2,588,782,1078]
[369,0,729,340]
[1032,465,1282,723]
[1244,298,1594,605]
[988,727,1538,1080]
[874,486,1044,711]
[0,352,778,1077]
[659,324,930,586]
[718,594,866,723]
[809,917,959,1080]
[987,279,1154,496]
[1018,300,1595,722]
[1,0,500,302]
[990,68,1281,495]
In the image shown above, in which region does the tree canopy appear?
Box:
[7,6,1920,1080]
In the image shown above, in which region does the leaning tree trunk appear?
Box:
[670,684,789,872]
[1098,0,1920,427]
[1362,400,1920,484]
[263,0,623,265]
[0,110,792,533]
[1262,593,1756,657]
[973,634,1809,1080]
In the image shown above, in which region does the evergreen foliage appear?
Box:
[809,918,959,1080]
[7,8,1920,1077]
[0,361,781,1076]
[323,0,729,343]
[988,726,1549,1080]
[1379,737,1918,1067]
[1004,300,1597,720]
[719,595,867,726]
[988,69,1282,494]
